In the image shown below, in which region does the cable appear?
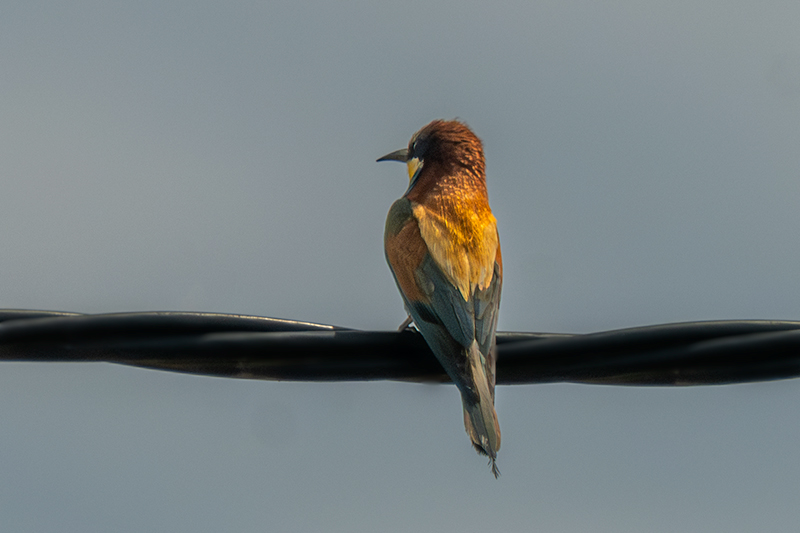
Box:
[1,310,799,386]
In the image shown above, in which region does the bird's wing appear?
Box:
[384,198,502,401]
[472,252,502,398]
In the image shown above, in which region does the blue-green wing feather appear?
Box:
[404,254,501,402]
[472,260,502,397]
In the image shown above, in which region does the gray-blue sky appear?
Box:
[1,1,799,531]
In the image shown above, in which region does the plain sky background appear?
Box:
[2,1,800,531]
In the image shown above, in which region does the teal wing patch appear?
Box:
[404,254,502,403]
[384,198,413,238]
[416,254,475,348]
[472,261,502,398]
[473,261,502,357]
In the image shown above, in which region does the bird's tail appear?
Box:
[462,342,501,478]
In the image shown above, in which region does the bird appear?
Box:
[378,119,503,477]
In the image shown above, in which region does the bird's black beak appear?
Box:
[376,148,409,163]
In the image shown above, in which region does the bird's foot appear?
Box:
[397,315,414,331]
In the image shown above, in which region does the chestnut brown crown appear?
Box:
[407,119,486,180]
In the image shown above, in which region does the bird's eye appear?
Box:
[411,136,428,159]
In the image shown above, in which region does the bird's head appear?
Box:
[377,120,486,193]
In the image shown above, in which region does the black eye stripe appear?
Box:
[411,135,430,159]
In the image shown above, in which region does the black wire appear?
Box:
[1,310,799,386]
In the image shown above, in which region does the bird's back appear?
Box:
[381,119,503,476]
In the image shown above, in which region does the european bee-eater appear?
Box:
[378,119,503,477]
